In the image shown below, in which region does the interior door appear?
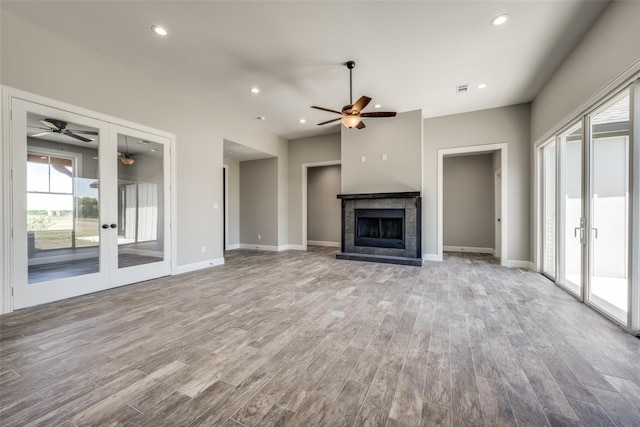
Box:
[10,99,172,309]
[11,99,111,309]
[109,125,171,286]
[586,89,631,324]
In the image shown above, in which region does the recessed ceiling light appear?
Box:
[150,149,157,152]
[491,14,510,26]
[299,118,306,124]
[374,104,382,109]
[250,87,260,94]
[256,116,266,120]
[228,150,235,154]
[477,83,488,89]
[151,25,168,36]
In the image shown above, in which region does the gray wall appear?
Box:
[531,0,640,143]
[287,133,341,246]
[342,109,422,194]
[423,103,531,262]
[223,157,240,248]
[307,165,341,244]
[443,154,494,249]
[239,157,278,247]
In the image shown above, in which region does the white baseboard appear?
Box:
[422,253,443,262]
[176,257,224,274]
[284,244,305,251]
[225,244,240,250]
[239,243,280,251]
[506,260,534,270]
[443,246,495,255]
[307,240,340,247]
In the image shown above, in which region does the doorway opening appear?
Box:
[301,161,341,250]
[437,143,508,266]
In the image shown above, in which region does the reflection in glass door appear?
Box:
[587,90,630,324]
[558,123,583,297]
[110,126,170,285]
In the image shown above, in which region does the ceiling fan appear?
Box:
[311,61,396,129]
[29,119,98,143]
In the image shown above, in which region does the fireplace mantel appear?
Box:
[336,192,422,266]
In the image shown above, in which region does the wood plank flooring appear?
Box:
[1,247,640,426]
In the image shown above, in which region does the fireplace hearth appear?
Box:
[337,192,421,266]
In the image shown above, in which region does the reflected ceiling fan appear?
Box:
[29,119,98,143]
[311,61,396,129]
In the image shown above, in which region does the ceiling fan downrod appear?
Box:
[346,60,356,106]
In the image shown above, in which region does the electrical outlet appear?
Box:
[361,156,366,163]
[201,246,206,254]
[213,202,219,209]
[257,234,261,240]
[382,153,387,160]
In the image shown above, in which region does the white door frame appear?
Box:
[223,164,229,251]
[437,143,508,266]
[495,169,502,259]
[1,86,177,314]
[301,160,341,251]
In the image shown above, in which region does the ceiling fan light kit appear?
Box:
[311,60,396,130]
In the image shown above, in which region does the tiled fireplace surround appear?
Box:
[336,192,422,266]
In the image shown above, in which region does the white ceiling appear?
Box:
[2,1,608,141]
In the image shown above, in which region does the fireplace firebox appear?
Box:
[355,209,405,249]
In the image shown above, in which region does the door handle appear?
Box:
[592,228,598,239]
[102,224,109,229]
[110,224,118,229]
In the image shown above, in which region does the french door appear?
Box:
[11,98,171,309]
[540,85,636,329]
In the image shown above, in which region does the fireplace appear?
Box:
[337,192,421,266]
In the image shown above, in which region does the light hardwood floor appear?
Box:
[1,247,639,426]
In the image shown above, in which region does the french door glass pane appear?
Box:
[588,90,630,323]
[542,141,557,277]
[26,114,100,283]
[117,134,165,269]
[558,123,583,296]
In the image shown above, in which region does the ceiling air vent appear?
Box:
[456,84,468,95]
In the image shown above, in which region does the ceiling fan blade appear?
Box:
[63,130,93,143]
[40,120,60,130]
[356,121,366,130]
[30,131,52,137]
[360,111,397,118]
[350,96,372,114]
[67,129,99,135]
[317,117,342,126]
[311,106,343,115]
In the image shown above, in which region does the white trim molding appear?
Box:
[506,260,534,270]
[301,160,341,251]
[422,253,443,262]
[307,240,340,247]
[443,246,495,255]
[175,257,225,275]
[438,143,508,267]
[225,243,240,251]
[239,243,280,251]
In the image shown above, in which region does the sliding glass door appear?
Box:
[558,122,584,297]
[587,90,630,323]
[539,85,636,330]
